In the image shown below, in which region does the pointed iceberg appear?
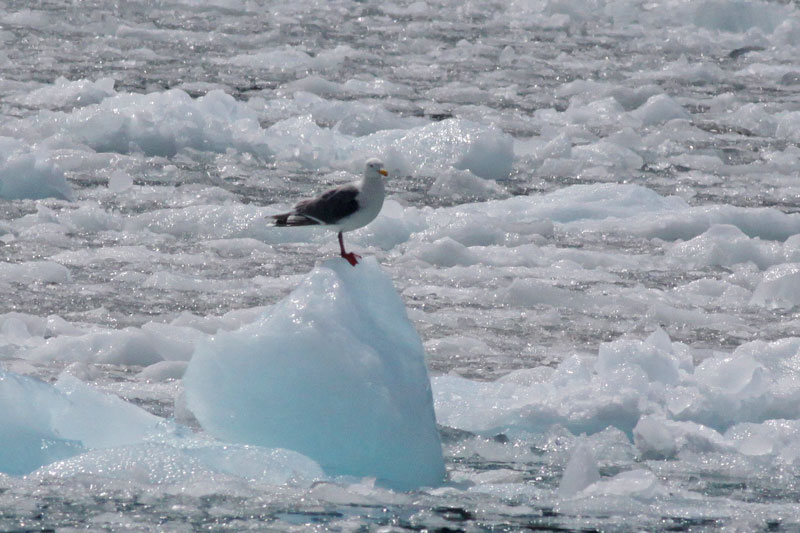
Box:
[184,257,445,490]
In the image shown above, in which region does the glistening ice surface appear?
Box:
[2,0,800,530]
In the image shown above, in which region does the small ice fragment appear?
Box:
[108,170,133,192]
[558,442,600,497]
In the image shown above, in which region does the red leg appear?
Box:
[338,232,360,266]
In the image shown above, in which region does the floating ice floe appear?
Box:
[629,94,690,126]
[265,115,514,179]
[0,260,70,287]
[8,77,115,111]
[750,263,800,309]
[0,260,445,489]
[0,137,72,201]
[8,89,270,159]
[275,91,427,136]
[0,370,165,475]
[184,257,445,490]
[434,328,800,461]
[224,45,360,75]
[33,440,323,489]
[691,0,787,33]
[5,80,514,180]
[667,224,795,270]
[557,442,600,497]
[0,352,324,487]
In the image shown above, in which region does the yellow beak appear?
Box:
[379,169,388,176]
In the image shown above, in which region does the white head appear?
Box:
[365,158,388,179]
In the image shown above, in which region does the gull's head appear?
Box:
[365,158,388,178]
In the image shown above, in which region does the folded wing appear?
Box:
[272,185,359,227]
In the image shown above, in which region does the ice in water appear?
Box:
[2,0,800,529]
[0,138,72,201]
[1,259,443,489]
[184,258,445,490]
[557,442,600,497]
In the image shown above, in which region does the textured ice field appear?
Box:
[2,0,800,530]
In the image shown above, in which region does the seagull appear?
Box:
[270,158,388,266]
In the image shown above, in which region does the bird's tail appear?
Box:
[270,213,319,227]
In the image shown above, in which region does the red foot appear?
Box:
[341,252,361,266]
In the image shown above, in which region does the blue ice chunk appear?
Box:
[184,257,445,490]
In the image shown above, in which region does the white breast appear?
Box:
[335,176,385,232]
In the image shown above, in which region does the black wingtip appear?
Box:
[270,213,320,227]
[271,213,290,226]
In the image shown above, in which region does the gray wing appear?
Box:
[293,184,360,225]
